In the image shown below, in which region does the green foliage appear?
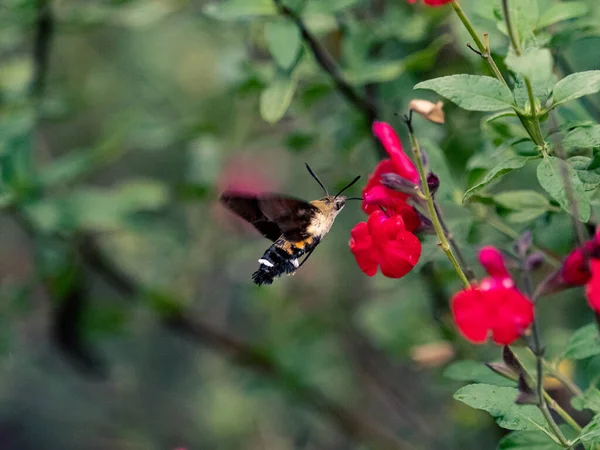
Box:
[563,324,600,360]
[536,156,591,221]
[573,387,600,414]
[463,156,537,202]
[493,190,554,222]
[454,384,553,435]
[551,70,600,108]
[443,360,516,387]
[498,430,562,449]
[505,48,553,85]
[415,75,515,111]
[563,125,600,149]
[259,72,297,123]
[265,18,302,70]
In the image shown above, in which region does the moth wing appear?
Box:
[257,195,319,242]
[220,193,283,242]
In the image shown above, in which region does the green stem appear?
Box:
[408,129,470,289]
[450,0,508,87]
[543,391,583,434]
[522,274,571,447]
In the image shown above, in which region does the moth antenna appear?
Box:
[305,163,328,195]
[334,175,361,198]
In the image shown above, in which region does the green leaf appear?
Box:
[563,324,600,360]
[537,2,588,29]
[414,75,515,112]
[564,125,600,149]
[496,0,539,43]
[259,73,297,124]
[552,71,600,108]
[536,156,591,222]
[573,387,600,414]
[505,48,553,85]
[454,384,552,434]
[304,0,364,14]
[499,430,562,449]
[493,190,552,223]
[265,19,301,70]
[443,360,516,387]
[568,156,600,189]
[203,0,276,20]
[463,156,536,202]
[575,414,600,448]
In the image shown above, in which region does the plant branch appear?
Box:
[77,237,411,450]
[521,271,571,446]
[433,202,476,283]
[406,120,470,288]
[450,1,507,87]
[31,0,54,99]
[272,0,384,157]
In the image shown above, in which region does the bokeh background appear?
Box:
[2,0,600,449]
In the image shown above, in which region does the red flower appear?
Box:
[406,0,453,6]
[362,122,420,228]
[349,210,421,278]
[372,122,419,184]
[451,246,534,345]
[586,259,600,313]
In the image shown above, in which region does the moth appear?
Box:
[220,164,361,285]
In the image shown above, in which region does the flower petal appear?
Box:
[451,288,489,344]
[586,259,600,313]
[372,122,419,183]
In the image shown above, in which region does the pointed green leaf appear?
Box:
[552,71,600,108]
[493,190,552,223]
[454,384,552,433]
[537,156,591,222]
[265,19,301,70]
[499,430,562,449]
[506,48,553,85]
[568,156,600,189]
[444,360,516,387]
[573,387,600,414]
[537,2,588,29]
[259,74,297,124]
[203,0,276,20]
[575,414,600,448]
[463,156,536,202]
[415,75,515,112]
[564,125,600,149]
[563,324,600,360]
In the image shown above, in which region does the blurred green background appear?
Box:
[2,0,600,448]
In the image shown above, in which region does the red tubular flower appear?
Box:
[363,122,420,228]
[451,246,534,345]
[349,210,421,278]
[372,122,419,184]
[406,0,452,6]
[586,259,600,313]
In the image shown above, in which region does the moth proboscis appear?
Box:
[220,164,361,286]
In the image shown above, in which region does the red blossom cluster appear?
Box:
[349,122,422,278]
[559,231,600,313]
[451,247,534,345]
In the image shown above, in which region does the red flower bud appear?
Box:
[406,0,452,6]
[372,122,419,184]
[479,246,510,281]
[349,210,421,278]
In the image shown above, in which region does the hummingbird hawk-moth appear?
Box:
[220,164,361,285]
